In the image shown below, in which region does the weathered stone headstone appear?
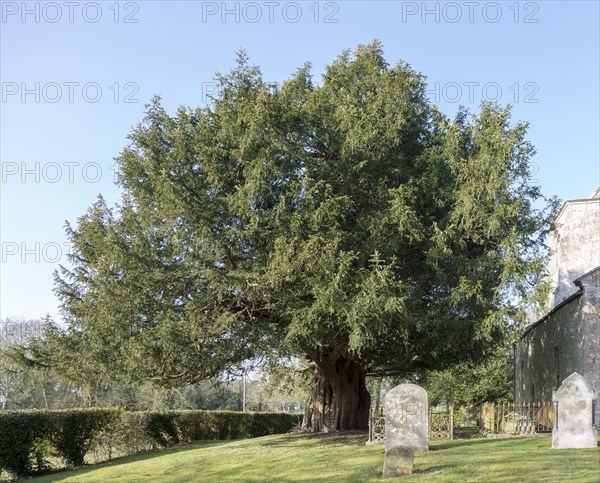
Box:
[383,445,414,477]
[552,372,597,449]
[384,383,429,452]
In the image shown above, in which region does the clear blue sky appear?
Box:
[1,0,599,321]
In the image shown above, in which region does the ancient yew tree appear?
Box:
[52,42,557,431]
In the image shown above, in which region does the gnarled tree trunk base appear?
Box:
[302,355,370,432]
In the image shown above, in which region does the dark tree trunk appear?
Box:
[302,354,370,432]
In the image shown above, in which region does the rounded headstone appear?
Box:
[384,383,429,452]
[552,372,597,449]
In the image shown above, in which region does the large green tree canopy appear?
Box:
[49,41,557,431]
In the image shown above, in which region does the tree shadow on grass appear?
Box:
[412,465,453,476]
[32,440,229,482]
[431,436,543,451]
[257,430,370,448]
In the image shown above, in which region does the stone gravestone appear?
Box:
[383,445,414,477]
[384,383,429,452]
[382,383,428,477]
[552,372,597,449]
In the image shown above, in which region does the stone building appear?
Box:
[514,187,600,422]
[547,186,600,307]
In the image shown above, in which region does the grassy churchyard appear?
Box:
[27,431,599,482]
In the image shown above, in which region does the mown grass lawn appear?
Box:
[27,431,599,482]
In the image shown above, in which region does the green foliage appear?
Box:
[0,410,50,476]
[1,331,297,414]
[191,382,243,411]
[142,412,180,447]
[254,359,311,412]
[0,317,69,410]
[173,411,300,442]
[126,410,300,446]
[1,318,250,412]
[48,409,124,467]
[423,343,514,406]
[0,409,298,477]
[0,408,121,476]
[45,41,558,404]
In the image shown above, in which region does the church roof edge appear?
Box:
[574,265,600,287]
[555,192,600,221]
[521,290,583,338]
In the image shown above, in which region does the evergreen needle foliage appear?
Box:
[41,41,558,430]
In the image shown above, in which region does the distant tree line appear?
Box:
[2,316,513,413]
[0,317,308,412]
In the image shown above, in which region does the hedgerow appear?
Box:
[0,409,300,477]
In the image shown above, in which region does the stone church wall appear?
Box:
[515,268,600,423]
[547,197,600,307]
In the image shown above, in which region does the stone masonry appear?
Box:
[515,186,600,424]
[547,187,600,308]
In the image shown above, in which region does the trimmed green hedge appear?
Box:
[0,408,122,477]
[49,408,124,467]
[175,410,300,442]
[116,411,301,450]
[0,409,301,477]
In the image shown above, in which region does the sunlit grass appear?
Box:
[27,431,599,482]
